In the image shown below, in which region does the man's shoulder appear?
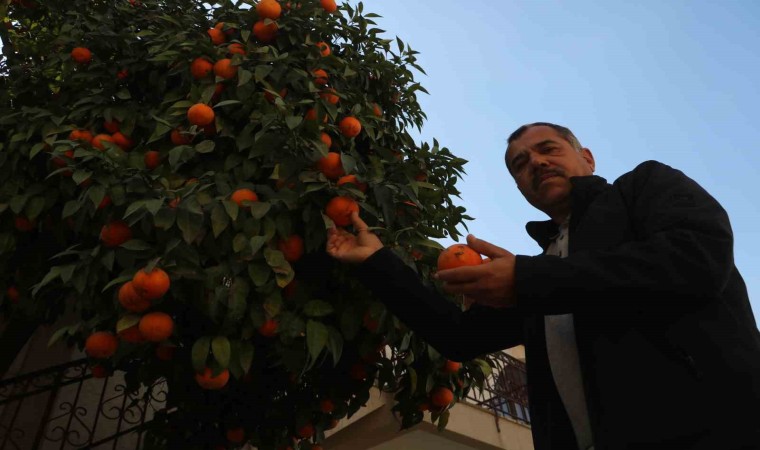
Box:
[613,160,684,187]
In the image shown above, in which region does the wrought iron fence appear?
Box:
[0,359,168,450]
[464,352,530,425]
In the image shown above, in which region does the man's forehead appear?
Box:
[507,126,564,157]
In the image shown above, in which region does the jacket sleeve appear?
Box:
[355,247,524,361]
[514,160,735,315]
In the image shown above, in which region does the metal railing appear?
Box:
[0,359,168,449]
[464,352,531,425]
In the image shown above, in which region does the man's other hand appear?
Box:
[326,211,384,264]
[436,235,517,308]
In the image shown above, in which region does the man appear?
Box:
[327,123,760,450]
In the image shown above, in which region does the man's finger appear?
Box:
[351,211,370,233]
[466,234,510,258]
[435,265,484,283]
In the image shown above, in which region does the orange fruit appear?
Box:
[85,331,119,359]
[118,281,150,312]
[71,47,92,64]
[187,103,215,126]
[442,360,461,373]
[326,418,339,430]
[283,279,298,299]
[325,196,359,227]
[227,43,246,56]
[338,116,361,138]
[320,0,337,13]
[170,128,192,145]
[226,427,245,443]
[297,423,314,439]
[91,134,114,150]
[190,57,214,79]
[436,244,483,271]
[256,0,282,20]
[258,318,279,337]
[277,235,304,262]
[319,398,335,413]
[311,68,328,86]
[195,367,230,390]
[252,20,278,43]
[320,132,332,148]
[6,286,20,304]
[69,129,93,143]
[337,174,367,192]
[317,152,345,180]
[14,216,36,232]
[100,220,132,247]
[319,88,339,104]
[118,324,146,343]
[418,402,430,412]
[372,103,382,117]
[144,150,161,170]
[213,58,237,79]
[207,27,226,45]
[138,311,174,342]
[316,41,330,57]
[111,132,134,151]
[363,311,379,332]
[230,188,258,207]
[117,69,129,79]
[305,108,327,123]
[103,120,120,133]
[431,386,454,407]
[132,267,170,300]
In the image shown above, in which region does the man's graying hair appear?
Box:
[504,122,582,172]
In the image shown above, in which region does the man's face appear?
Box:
[506,126,595,216]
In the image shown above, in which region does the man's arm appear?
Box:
[514,160,735,315]
[356,248,524,361]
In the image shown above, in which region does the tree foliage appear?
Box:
[0,0,491,448]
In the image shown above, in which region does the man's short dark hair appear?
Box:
[505,122,582,173]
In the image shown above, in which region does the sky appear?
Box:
[362,0,760,317]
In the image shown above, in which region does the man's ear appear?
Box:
[581,148,595,173]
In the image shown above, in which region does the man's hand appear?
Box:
[435,235,517,308]
[326,211,384,264]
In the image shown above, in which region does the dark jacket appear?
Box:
[356,160,760,450]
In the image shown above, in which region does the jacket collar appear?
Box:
[525,174,610,250]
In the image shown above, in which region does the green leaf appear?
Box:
[212,336,231,369]
[250,202,271,220]
[116,314,141,333]
[195,140,216,154]
[191,337,211,373]
[306,320,329,362]
[211,205,229,238]
[239,341,254,374]
[238,68,253,87]
[249,236,268,256]
[120,239,153,251]
[264,248,294,288]
[223,200,239,221]
[437,410,450,431]
[233,233,248,253]
[123,200,146,219]
[303,300,334,317]
[72,171,92,186]
[213,100,242,108]
[144,199,163,216]
[25,196,46,220]
[254,65,274,82]
[47,325,71,348]
[285,115,302,130]
[32,266,62,295]
[62,200,80,218]
[328,327,343,366]
[177,210,204,243]
[248,262,271,287]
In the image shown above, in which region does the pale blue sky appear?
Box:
[365,0,760,316]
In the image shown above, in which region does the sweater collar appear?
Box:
[525,174,610,250]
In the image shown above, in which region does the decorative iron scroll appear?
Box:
[463,352,531,424]
[0,359,169,449]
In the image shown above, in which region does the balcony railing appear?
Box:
[464,352,530,425]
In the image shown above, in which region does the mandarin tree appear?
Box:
[0,0,492,448]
